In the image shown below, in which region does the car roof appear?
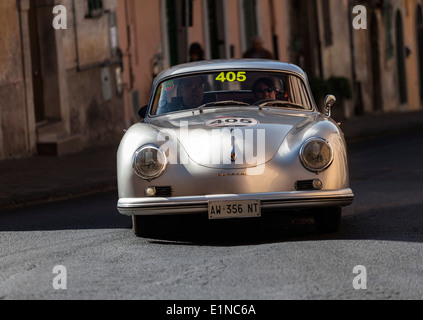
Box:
[154,59,307,84]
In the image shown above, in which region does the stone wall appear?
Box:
[0,0,29,159]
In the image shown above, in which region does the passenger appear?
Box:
[179,77,206,109]
[252,78,279,102]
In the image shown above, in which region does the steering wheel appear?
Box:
[157,100,171,115]
[255,99,279,105]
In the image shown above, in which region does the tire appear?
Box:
[132,215,157,238]
[313,207,342,233]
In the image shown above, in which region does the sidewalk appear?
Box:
[1,110,423,212]
[0,144,119,211]
[340,109,423,142]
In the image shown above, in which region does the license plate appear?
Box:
[208,200,261,220]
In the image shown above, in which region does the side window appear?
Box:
[289,76,312,109]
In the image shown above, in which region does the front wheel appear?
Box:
[132,215,157,238]
[313,207,342,233]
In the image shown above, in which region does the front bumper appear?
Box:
[117,188,354,216]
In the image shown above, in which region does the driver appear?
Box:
[179,76,206,109]
[252,78,279,102]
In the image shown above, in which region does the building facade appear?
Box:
[117,0,423,123]
[1,0,422,160]
[287,0,423,118]
[0,0,125,160]
[0,0,31,160]
[116,0,291,126]
[351,0,423,114]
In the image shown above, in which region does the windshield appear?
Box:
[150,71,313,116]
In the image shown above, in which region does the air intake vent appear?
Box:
[155,186,174,197]
[295,180,323,191]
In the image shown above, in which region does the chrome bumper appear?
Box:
[117,188,354,216]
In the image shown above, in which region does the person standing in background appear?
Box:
[243,36,274,60]
[189,43,205,62]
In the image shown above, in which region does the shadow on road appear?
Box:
[0,198,326,245]
[144,212,323,246]
[0,192,422,246]
[0,191,131,232]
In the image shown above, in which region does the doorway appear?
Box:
[289,0,322,79]
[370,13,382,112]
[242,0,258,53]
[416,5,423,107]
[28,0,45,123]
[166,0,189,66]
[396,10,407,105]
[207,0,227,59]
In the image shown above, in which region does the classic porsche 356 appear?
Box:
[117,59,354,237]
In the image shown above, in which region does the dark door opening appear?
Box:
[28,0,45,123]
[416,5,423,107]
[166,0,189,66]
[370,13,382,112]
[289,0,322,79]
[207,0,226,60]
[396,11,407,105]
[242,0,258,53]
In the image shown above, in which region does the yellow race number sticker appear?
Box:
[215,72,247,83]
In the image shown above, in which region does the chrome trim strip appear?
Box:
[118,189,354,216]
[230,129,237,163]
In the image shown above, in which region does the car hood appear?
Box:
[148,108,319,169]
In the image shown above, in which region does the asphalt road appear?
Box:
[0,130,422,301]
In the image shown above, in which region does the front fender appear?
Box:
[117,123,161,198]
[274,116,350,190]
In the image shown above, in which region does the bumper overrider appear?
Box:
[117,188,354,216]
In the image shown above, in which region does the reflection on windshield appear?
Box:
[151,71,312,115]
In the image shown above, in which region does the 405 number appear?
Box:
[215,72,247,83]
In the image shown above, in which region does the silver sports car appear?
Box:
[117,59,354,237]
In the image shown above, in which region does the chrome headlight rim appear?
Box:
[299,137,334,173]
[132,144,167,180]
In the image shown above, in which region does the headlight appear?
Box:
[132,145,167,180]
[300,138,333,173]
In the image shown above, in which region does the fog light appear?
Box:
[145,187,157,197]
[312,179,323,190]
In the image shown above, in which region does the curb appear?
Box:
[343,121,423,143]
[0,181,117,212]
[341,110,423,143]
[0,144,119,213]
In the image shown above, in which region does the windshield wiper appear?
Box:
[197,101,250,113]
[258,100,305,110]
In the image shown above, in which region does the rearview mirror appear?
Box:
[324,95,336,117]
